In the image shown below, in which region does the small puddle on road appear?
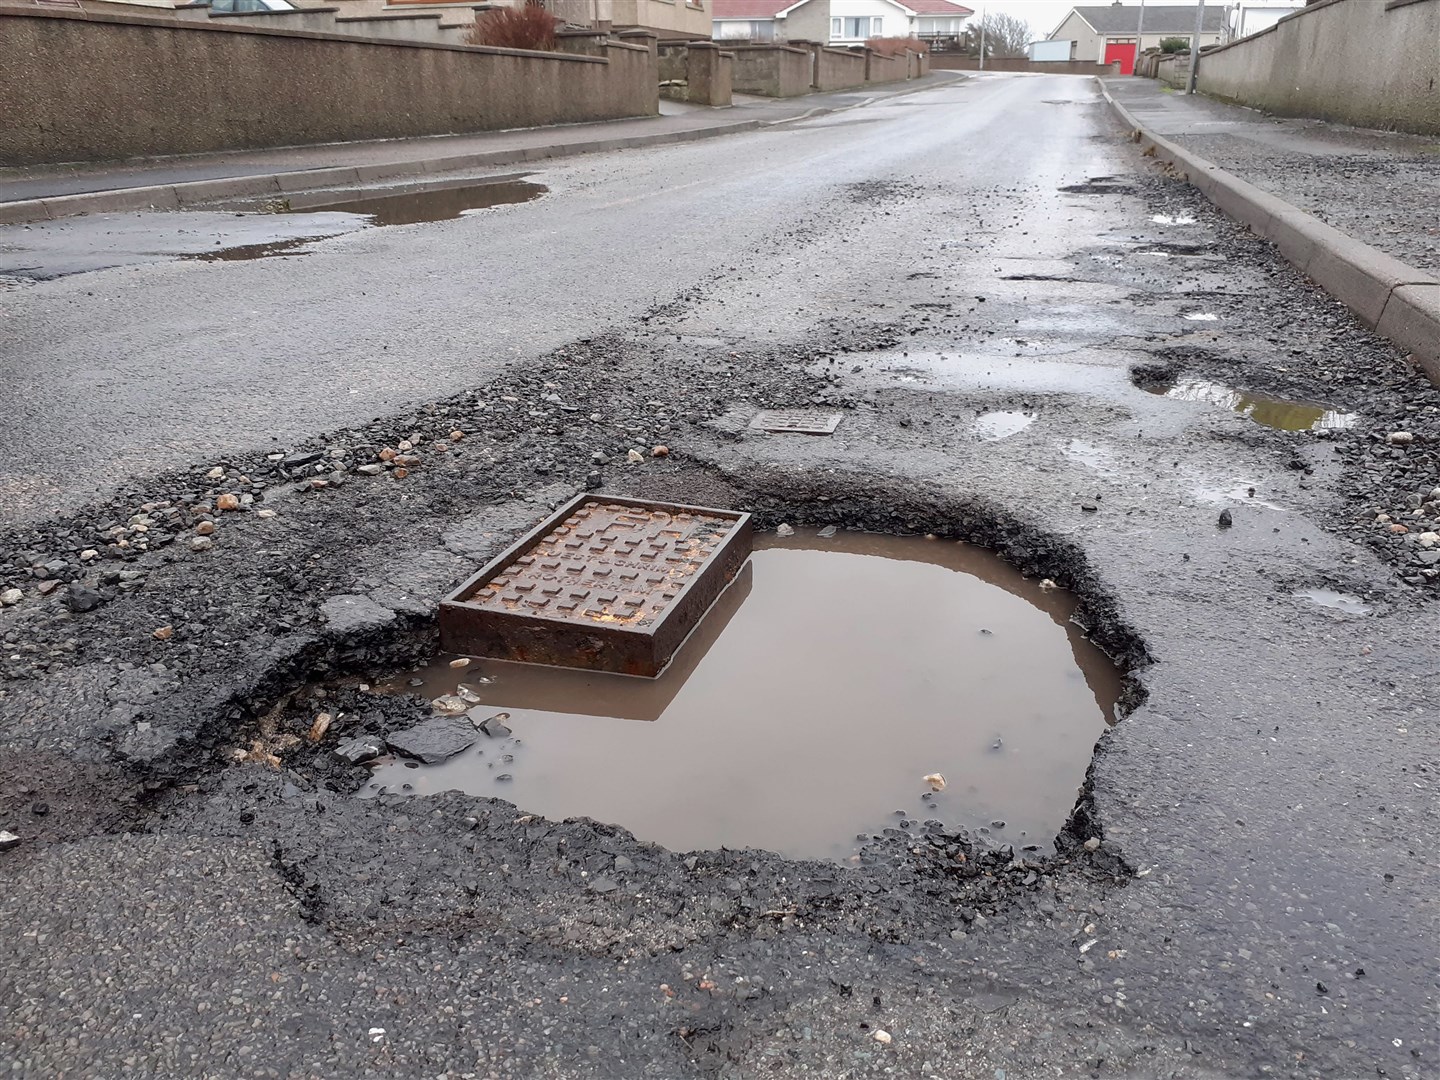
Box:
[1295,588,1371,615]
[363,531,1120,861]
[186,180,549,263]
[1144,376,1357,431]
[185,237,322,263]
[281,179,547,226]
[974,410,1036,441]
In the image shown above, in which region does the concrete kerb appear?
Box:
[0,74,961,226]
[0,122,762,225]
[1100,82,1440,383]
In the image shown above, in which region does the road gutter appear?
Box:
[0,77,956,227]
[1099,81,1440,384]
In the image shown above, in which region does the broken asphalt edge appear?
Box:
[1099,82,1440,386]
[0,77,957,227]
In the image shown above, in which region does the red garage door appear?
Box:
[1104,41,1137,75]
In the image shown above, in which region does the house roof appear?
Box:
[713,0,971,18]
[1060,4,1225,36]
[900,0,973,15]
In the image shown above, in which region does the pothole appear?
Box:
[183,237,325,263]
[360,530,1122,861]
[1137,374,1358,431]
[276,178,548,225]
[185,178,550,262]
[1058,177,1135,196]
[1133,242,1215,256]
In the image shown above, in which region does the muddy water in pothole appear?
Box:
[364,531,1121,861]
[282,179,547,225]
[1145,376,1357,431]
[181,180,550,263]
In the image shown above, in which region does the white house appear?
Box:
[712,0,970,45]
[1046,4,1224,73]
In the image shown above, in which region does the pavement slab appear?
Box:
[1103,77,1440,274]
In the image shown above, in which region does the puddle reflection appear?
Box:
[364,531,1121,861]
[1146,376,1357,431]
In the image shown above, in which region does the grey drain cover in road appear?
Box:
[439,494,752,677]
[749,409,844,434]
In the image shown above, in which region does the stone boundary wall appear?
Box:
[813,45,866,91]
[929,55,1119,75]
[0,5,658,165]
[782,41,866,92]
[864,50,904,84]
[1155,51,1194,89]
[657,40,732,105]
[728,43,811,97]
[1193,0,1440,135]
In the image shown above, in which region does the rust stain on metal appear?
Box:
[749,409,844,435]
[440,495,753,677]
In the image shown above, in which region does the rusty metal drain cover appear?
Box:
[749,409,843,435]
[439,495,753,677]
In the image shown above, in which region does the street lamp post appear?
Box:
[978,2,985,70]
[1134,0,1146,75]
[1186,0,1205,94]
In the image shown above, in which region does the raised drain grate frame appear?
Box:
[748,409,844,435]
[439,494,753,677]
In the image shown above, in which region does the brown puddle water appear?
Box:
[1145,376,1357,431]
[282,179,547,226]
[363,531,1121,861]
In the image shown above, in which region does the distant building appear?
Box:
[712,0,971,46]
[1027,38,1071,62]
[1220,1,1306,43]
[1046,4,1224,74]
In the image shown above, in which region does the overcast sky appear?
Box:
[975,0,1154,42]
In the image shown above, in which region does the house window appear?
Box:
[831,16,882,39]
[716,19,774,39]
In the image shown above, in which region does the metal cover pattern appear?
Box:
[441,495,753,677]
[749,409,843,435]
[471,503,735,628]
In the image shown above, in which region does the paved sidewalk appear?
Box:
[1104,77,1440,274]
[0,75,959,211]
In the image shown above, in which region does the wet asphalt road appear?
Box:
[2,74,1438,1079]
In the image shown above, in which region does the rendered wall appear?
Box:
[0,6,658,165]
[728,43,810,96]
[813,45,866,90]
[865,49,903,83]
[1155,51,1192,89]
[657,39,731,102]
[1196,0,1440,135]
